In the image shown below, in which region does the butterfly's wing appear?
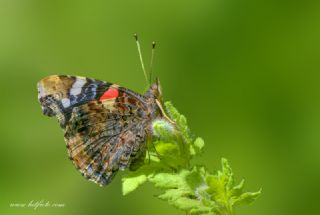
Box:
[37,75,149,186]
[64,101,147,186]
[38,75,110,127]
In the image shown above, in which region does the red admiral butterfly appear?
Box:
[37,35,172,186]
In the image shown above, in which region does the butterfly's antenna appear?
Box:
[134,33,149,86]
[149,41,156,85]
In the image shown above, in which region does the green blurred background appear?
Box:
[1,0,320,214]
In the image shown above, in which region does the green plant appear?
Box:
[122,101,261,215]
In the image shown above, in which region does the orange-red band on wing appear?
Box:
[99,88,119,101]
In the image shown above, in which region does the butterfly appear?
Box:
[37,75,170,186]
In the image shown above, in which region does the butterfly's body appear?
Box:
[37,75,164,186]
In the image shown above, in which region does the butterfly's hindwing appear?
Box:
[64,100,147,186]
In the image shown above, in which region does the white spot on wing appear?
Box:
[61,98,71,108]
[70,78,86,96]
[37,82,45,100]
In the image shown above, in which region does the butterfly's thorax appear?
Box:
[146,100,161,119]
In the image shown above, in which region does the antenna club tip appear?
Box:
[152,41,156,48]
[134,33,138,41]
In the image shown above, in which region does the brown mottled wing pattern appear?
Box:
[65,100,147,186]
[37,75,149,186]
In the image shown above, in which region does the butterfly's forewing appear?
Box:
[38,75,111,127]
[37,75,149,186]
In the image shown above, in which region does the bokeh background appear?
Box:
[1,0,320,214]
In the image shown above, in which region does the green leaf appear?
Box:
[189,206,214,215]
[155,141,179,156]
[231,179,245,197]
[232,189,262,206]
[194,137,205,151]
[148,170,189,189]
[206,175,222,195]
[164,101,180,121]
[190,137,205,156]
[204,158,261,214]
[221,158,234,189]
[168,196,203,211]
[153,141,187,169]
[122,174,147,195]
[122,162,171,195]
[186,166,206,191]
[164,101,192,142]
[157,189,192,202]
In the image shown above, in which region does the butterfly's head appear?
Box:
[145,77,163,102]
[147,78,176,125]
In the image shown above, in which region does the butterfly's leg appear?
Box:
[149,135,162,159]
[146,136,151,164]
[147,147,151,164]
[146,133,162,162]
